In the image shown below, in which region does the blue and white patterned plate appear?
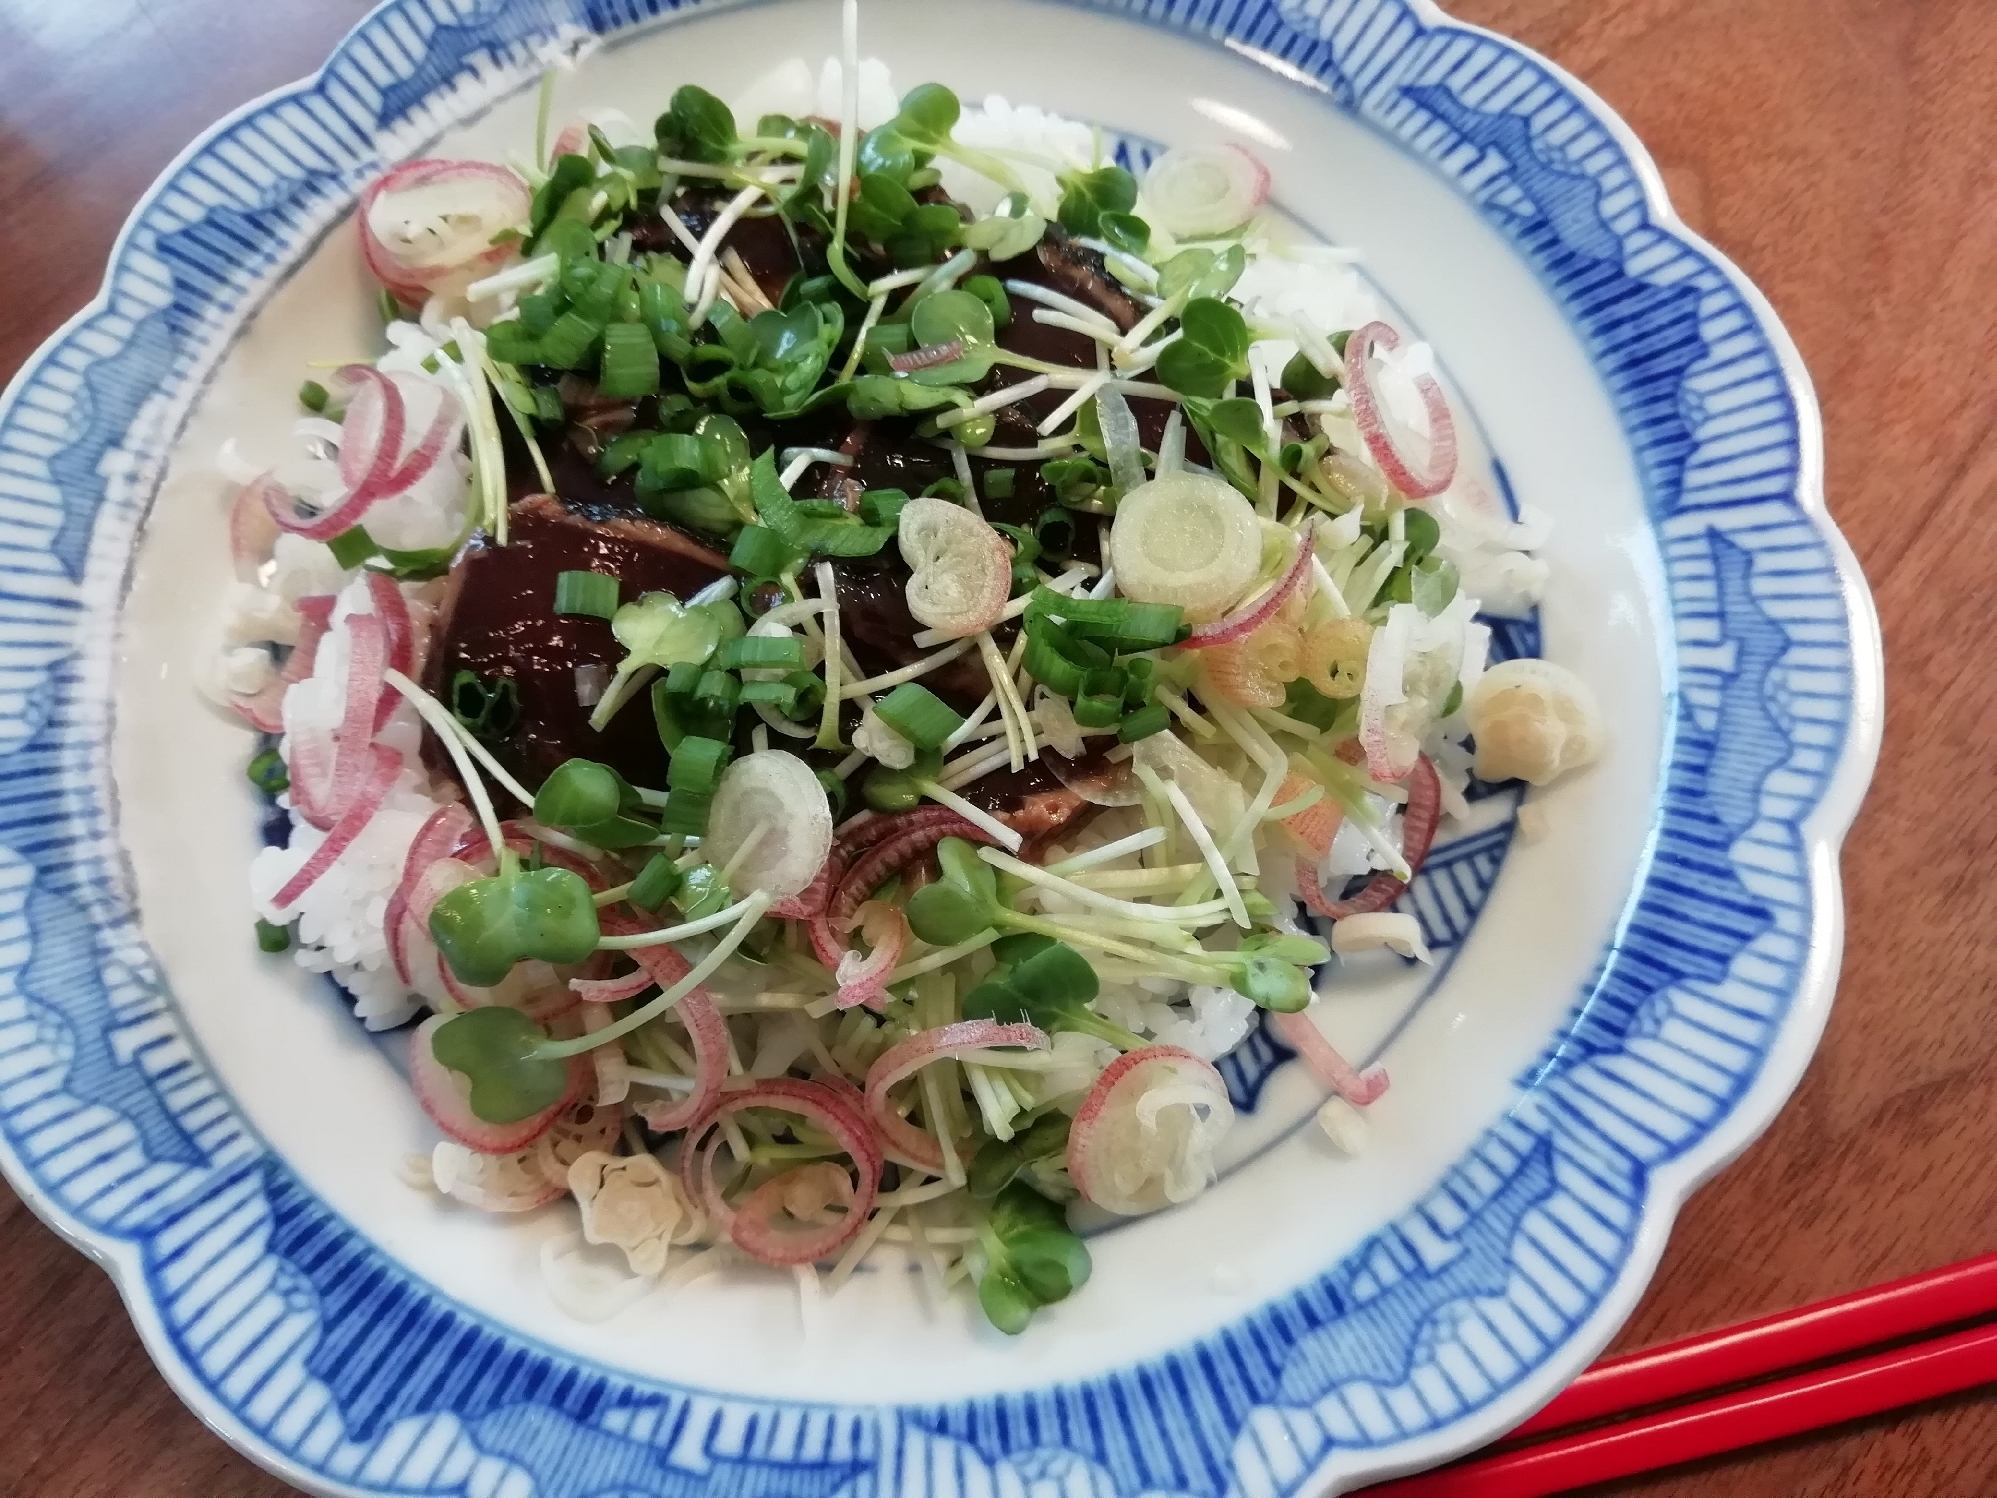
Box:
[0,1,1883,1494]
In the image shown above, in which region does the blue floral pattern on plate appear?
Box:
[0,1,1878,1494]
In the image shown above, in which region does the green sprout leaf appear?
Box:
[430,1006,571,1123]
[1281,348,1340,401]
[975,1181,1091,1335]
[429,865,602,989]
[961,935,1145,1050]
[1154,298,1252,398]
[1055,164,1138,238]
[968,1112,1072,1201]
[1228,955,1313,1012]
[533,759,660,850]
[905,836,1001,945]
[655,84,738,163]
[748,449,900,557]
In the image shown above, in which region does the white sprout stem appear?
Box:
[1207,699,1289,873]
[832,747,868,778]
[979,846,1233,925]
[1036,369,1111,436]
[814,562,844,746]
[1069,862,1210,893]
[1251,705,1336,740]
[933,375,1052,430]
[1112,289,1187,366]
[918,781,1023,852]
[422,684,541,808]
[904,248,977,309]
[657,205,704,258]
[1289,314,1342,378]
[886,927,1001,984]
[866,265,933,298]
[720,249,775,313]
[976,631,1030,770]
[1151,685,1218,742]
[443,323,509,542]
[548,893,773,1055]
[683,184,765,311]
[1311,554,1352,619]
[595,892,769,950]
[942,691,999,750]
[966,440,1081,461]
[689,575,739,607]
[385,669,505,854]
[467,252,558,302]
[716,821,773,884]
[1030,308,1121,344]
[1265,784,1327,821]
[1043,825,1167,876]
[938,743,1012,791]
[838,292,891,382]
[1002,279,1118,332]
[686,265,726,333]
[778,453,817,491]
[828,1204,904,1292]
[1073,236,1162,287]
[1036,369,1181,400]
[1137,765,1250,928]
[946,441,980,516]
[1157,408,1187,476]
[781,446,856,472]
[836,638,974,699]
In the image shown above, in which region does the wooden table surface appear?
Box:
[0,1,1990,1494]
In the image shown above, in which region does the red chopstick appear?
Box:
[1515,1250,1997,1437]
[1358,1319,1997,1497]
[1357,1253,1997,1498]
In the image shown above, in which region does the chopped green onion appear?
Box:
[246,749,289,796]
[1021,616,1108,696]
[482,321,542,366]
[1033,506,1075,556]
[298,380,329,413]
[1118,704,1170,743]
[1072,667,1127,728]
[553,570,620,619]
[661,789,713,838]
[860,488,911,528]
[922,477,967,503]
[667,735,731,794]
[983,468,1017,502]
[1441,680,1464,718]
[326,527,376,570]
[1121,656,1156,707]
[378,288,402,324]
[694,668,740,728]
[816,768,848,818]
[629,851,682,912]
[874,682,965,750]
[1026,588,1184,652]
[729,523,801,580]
[738,678,801,713]
[537,310,604,369]
[714,635,805,672]
[663,657,706,703]
[255,918,291,953]
[598,321,660,397]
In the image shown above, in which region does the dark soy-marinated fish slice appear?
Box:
[424,494,728,797]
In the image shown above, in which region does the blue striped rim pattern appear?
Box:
[0,2,1869,1496]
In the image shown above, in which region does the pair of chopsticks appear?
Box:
[1359,1252,1997,1496]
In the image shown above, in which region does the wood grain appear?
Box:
[0,1,1990,1495]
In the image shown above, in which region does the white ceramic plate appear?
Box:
[0,2,1881,1494]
